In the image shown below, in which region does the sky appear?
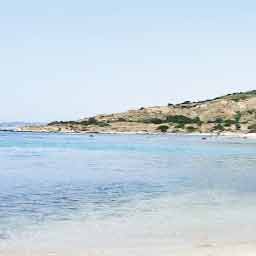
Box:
[1,0,256,122]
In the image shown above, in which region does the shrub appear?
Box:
[79,117,98,126]
[87,117,97,125]
[215,118,224,124]
[247,110,255,115]
[80,120,89,125]
[212,123,224,131]
[181,101,191,104]
[223,119,236,127]
[97,122,110,127]
[234,112,242,123]
[235,123,241,130]
[175,123,185,129]
[156,125,169,133]
[186,126,197,132]
[231,95,250,102]
[48,121,79,126]
[166,115,201,125]
[143,118,164,124]
[48,121,59,126]
[117,117,126,122]
[79,117,110,126]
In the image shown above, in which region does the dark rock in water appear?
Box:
[202,137,207,140]
[89,134,94,137]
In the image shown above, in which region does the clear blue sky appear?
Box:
[1,0,256,122]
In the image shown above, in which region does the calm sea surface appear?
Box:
[1,131,256,254]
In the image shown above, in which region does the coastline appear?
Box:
[11,91,256,137]
[3,241,256,256]
[8,128,256,139]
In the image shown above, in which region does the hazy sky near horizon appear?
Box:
[1,0,256,122]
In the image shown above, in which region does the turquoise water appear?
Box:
[1,131,256,254]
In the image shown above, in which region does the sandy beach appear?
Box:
[2,242,256,256]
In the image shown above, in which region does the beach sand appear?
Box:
[2,242,256,256]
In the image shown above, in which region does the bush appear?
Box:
[223,119,236,127]
[166,115,201,125]
[234,112,242,123]
[48,121,79,126]
[79,117,98,126]
[212,123,224,131]
[181,101,191,104]
[143,118,164,124]
[175,123,185,129]
[80,120,89,125]
[235,123,241,130]
[97,122,110,127]
[87,117,97,125]
[117,117,126,122]
[215,117,224,124]
[79,117,109,126]
[156,125,169,133]
[247,110,255,115]
[186,126,197,132]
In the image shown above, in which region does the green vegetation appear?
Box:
[97,122,110,127]
[45,90,256,134]
[246,109,256,115]
[181,101,191,105]
[175,123,185,129]
[117,117,126,122]
[215,118,224,124]
[234,111,241,123]
[211,90,256,102]
[156,125,169,133]
[186,126,197,132]
[142,115,202,127]
[48,117,109,127]
[166,115,202,125]
[143,118,164,124]
[234,112,242,129]
[212,123,225,132]
[231,95,254,102]
[206,112,243,130]
[48,120,79,126]
[223,119,236,127]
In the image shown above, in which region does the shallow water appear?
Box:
[1,132,256,255]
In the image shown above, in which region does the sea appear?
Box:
[1,131,256,255]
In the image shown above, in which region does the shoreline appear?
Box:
[2,128,256,139]
[3,241,256,256]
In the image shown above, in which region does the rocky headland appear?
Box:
[18,90,256,135]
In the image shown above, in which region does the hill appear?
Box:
[18,90,256,134]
